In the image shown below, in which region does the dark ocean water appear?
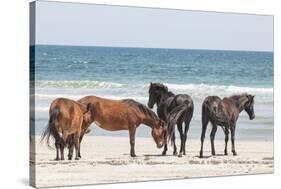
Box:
[32,45,273,140]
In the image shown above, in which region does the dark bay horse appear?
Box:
[42,98,91,160]
[79,96,165,157]
[148,83,194,157]
[199,94,255,158]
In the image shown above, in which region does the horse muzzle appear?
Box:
[250,114,255,120]
[157,143,164,148]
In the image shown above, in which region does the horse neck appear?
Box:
[141,114,158,129]
[234,96,248,112]
[156,91,171,107]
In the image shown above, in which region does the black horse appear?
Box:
[199,94,255,158]
[148,83,194,157]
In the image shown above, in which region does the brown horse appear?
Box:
[199,94,255,158]
[79,96,165,157]
[42,98,91,160]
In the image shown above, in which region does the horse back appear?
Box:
[78,96,131,130]
[50,98,84,133]
[221,97,240,117]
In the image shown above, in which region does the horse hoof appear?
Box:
[212,152,216,156]
[162,152,167,156]
[173,152,178,156]
[233,152,237,156]
[178,153,183,158]
[75,157,80,160]
[224,152,228,156]
[131,154,136,157]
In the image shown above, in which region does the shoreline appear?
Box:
[32,136,273,188]
[33,134,274,141]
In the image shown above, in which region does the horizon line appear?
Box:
[32,44,274,53]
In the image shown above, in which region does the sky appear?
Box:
[34,1,274,52]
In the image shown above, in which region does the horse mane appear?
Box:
[150,83,175,96]
[150,83,168,92]
[229,93,248,100]
[229,93,250,110]
[167,91,175,97]
[230,93,248,98]
[123,99,159,121]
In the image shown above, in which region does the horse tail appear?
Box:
[166,101,192,144]
[201,98,210,130]
[41,107,60,149]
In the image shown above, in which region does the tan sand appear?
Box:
[31,136,273,188]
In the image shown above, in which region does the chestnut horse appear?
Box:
[42,98,91,160]
[199,94,255,158]
[79,96,165,157]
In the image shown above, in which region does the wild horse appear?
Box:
[148,83,194,157]
[199,94,255,158]
[42,98,91,160]
[79,96,165,157]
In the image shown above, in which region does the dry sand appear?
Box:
[31,136,273,188]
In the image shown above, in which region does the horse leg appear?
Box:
[129,127,136,157]
[67,136,74,160]
[162,144,168,156]
[60,143,64,160]
[68,144,74,160]
[231,126,237,156]
[74,133,80,160]
[162,129,168,155]
[183,114,192,155]
[55,142,60,161]
[59,132,67,160]
[172,133,177,156]
[199,115,209,158]
[223,128,229,155]
[177,122,184,157]
[210,123,217,156]
[78,134,84,158]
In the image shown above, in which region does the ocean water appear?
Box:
[32,45,273,141]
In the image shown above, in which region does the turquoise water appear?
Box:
[32,45,273,140]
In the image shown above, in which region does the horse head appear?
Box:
[148,82,168,108]
[244,94,255,120]
[151,119,165,148]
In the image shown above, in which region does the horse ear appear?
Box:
[247,94,254,100]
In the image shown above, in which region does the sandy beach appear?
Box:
[31,136,273,188]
